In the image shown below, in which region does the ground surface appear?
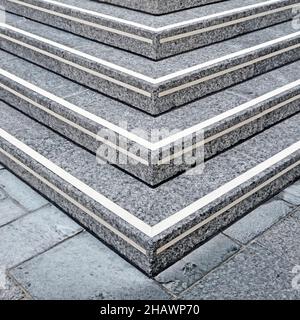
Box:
[0,163,299,300]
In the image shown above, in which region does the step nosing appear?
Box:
[0,126,299,239]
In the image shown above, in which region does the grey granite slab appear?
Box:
[181,242,300,300]
[1,14,299,114]
[155,233,240,295]
[0,169,48,211]
[277,180,300,205]
[0,0,296,58]
[10,231,170,300]
[257,211,300,264]
[223,198,295,244]
[0,203,82,268]
[0,196,27,227]
[0,101,299,274]
[1,51,300,184]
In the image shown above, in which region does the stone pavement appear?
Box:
[0,164,299,300]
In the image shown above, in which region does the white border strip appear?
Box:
[0,126,299,238]
[1,67,300,152]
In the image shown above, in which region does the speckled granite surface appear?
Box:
[96,0,222,14]
[1,13,299,114]
[0,101,299,274]
[0,0,297,58]
[1,50,299,184]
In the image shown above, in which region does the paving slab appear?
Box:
[0,169,48,211]
[223,198,295,244]
[181,242,300,300]
[277,180,300,205]
[0,196,27,227]
[0,204,82,269]
[155,233,240,295]
[1,0,296,58]
[257,211,300,264]
[1,14,299,114]
[0,101,299,274]
[10,232,170,300]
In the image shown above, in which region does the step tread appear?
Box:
[2,0,290,29]
[0,49,299,144]
[1,0,296,59]
[1,50,299,184]
[0,101,299,227]
[2,12,297,79]
[1,100,299,273]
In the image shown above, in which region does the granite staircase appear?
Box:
[0,0,299,275]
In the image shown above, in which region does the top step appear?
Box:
[96,0,223,15]
[0,0,298,59]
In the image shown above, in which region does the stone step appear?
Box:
[1,50,300,185]
[95,0,223,15]
[0,100,299,274]
[0,0,297,59]
[0,13,299,114]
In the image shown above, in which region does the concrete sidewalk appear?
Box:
[0,164,299,300]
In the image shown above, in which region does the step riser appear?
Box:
[1,77,300,185]
[0,134,299,275]
[0,27,299,114]
[97,0,222,15]
[1,0,296,59]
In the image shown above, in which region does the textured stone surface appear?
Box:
[0,204,82,268]
[223,199,295,244]
[181,243,300,300]
[0,101,299,274]
[277,181,300,205]
[0,275,26,300]
[257,211,300,264]
[1,14,299,114]
[155,234,240,295]
[0,196,27,227]
[1,50,299,185]
[10,232,170,300]
[0,170,48,211]
[98,0,221,14]
[1,0,296,58]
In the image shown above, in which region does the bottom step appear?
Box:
[0,101,299,275]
